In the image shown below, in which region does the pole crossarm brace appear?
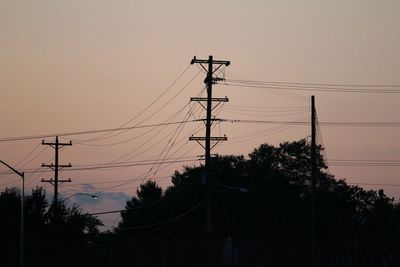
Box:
[190,97,229,102]
[41,163,72,170]
[190,97,229,111]
[189,136,228,150]
[189,136,228,142]
[42,140,72,148]
[191,56,230,82]
[191,57,230,66]
[41,178,72,184]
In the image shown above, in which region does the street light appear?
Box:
[60,193,99,202]
[0,160,25,267]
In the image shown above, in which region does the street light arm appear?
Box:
[61,193,99,202]
[0,160,24,178]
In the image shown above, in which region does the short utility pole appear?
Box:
[41,136,72,206]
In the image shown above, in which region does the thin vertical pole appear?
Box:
[311,95,317,267]
[20,173,24,267]
[205,55,213,170]
[54,136,59,205]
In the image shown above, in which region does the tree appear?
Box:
[113,140,400,267]
[0,187,103,267]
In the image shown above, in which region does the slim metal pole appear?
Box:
[20,173,24,267]
[0,160,24,267]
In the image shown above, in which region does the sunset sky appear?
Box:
[1,0,400,229]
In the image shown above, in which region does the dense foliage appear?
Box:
[0,187,102,267]
[111,140,400,267]
[2,140,399,266]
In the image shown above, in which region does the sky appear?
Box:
[1,0,400,229]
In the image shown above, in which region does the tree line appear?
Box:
[1,139,399,266]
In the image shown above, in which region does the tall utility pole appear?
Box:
[41,136,72,206]
[311,95,317,267]
[189,55,230,266]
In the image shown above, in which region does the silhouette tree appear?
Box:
[0,187,102,267]
[89,139,400,266]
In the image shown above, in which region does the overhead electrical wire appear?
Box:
[220,118,400,127]
[88,177,199,215]
[0,158,200,175]
[227,104,309,110]
[226,78,400,88]
[347,182,400,187]
[12,143,41,167]
[80,69,202,143]
[59,120,204,193]
[0,120,199,143]
[225,123,303,146]
[107,106,195,164]
[222,75,309,102]
[117,201,202,230]
[141,95,202,182]
[0,69,201,144]
[0,144,45,181]
[222,107,309,117]
[77,64,193,142]
[74,102,192,147]
[67,99,221,192]
[224,79,400,94]
[328,159,400,167]
[207,176,274,191]
[101,87,205,165]
[93,200,202,229]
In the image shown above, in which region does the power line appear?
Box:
[224,79,400,94]
[0,120,198,143]
[207,176,273,191]
[0,158,200,175]
[224,123,302,146]
[221,119,400,127]
[105,103,201,165]
[143,106,194,182]
[348,182,400,187]
[74,102,192,147]
[226,79,400,88]
[88,69,202,143]
[228,104,309,110]
[89,179,199,215]
[109,202,202,230]
[80,64,193,142]
[328,159,400,166]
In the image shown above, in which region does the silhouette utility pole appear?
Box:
[189,55,230,266]
[311,95,317,267]
[41,136,72,206]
